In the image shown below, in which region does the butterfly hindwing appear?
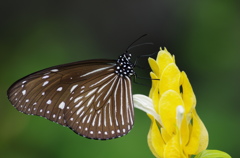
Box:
[64,74,134,139]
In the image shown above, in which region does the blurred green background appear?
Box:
[1,1,239,158]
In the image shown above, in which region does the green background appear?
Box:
[1,1,239,158]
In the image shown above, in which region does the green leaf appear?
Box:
[194,150,231,158]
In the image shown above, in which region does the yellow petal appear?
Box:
[164,130,186,158]
[161,128,172,145]
[149,72,158,97]
[159,63,181,96]
[149,72,160,111]
[184,109,209,155]
[180,115,190,147]
[181,71,196,113]
[148,57,160,77]
[159,90,184,135]
[172,54,176,63]
[148,115,165,158]
[156,48,175,77]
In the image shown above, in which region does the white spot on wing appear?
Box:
[89,108,93,113]
[51,69,58,72]
[22,90,26,95]
[74,96,83,103]
[80,66,113,77]
[42,75,49,79]
[86,96,95,107]
[42,81,49,86]
[92,114,97,126]
[57,87,63,91]
[82,115,87,123]
[79,111,85,117]
[87,114,92,123]
[98,113,101,127]
[70,84,78,93]
[85,88,97,97]
[58,101,65,109]
[104,106,107,127]
[46,99,52,104]
[75,100,83,108]
[96,101,101,108]
[90,73,114,88]
[22,81,27,84]
[76,106,84,115]
[103,76,118,101]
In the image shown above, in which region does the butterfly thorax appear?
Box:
[115,53,134,77]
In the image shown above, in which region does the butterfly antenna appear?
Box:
[126,34,148,52]
[133,51,158,67]
[127,42,154,51]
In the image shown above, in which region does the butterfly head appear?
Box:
[115,53,134,77]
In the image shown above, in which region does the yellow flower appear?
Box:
[133,48,209,158]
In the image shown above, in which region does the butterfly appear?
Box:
[7,35,148,140]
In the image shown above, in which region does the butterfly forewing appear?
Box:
[7,59,134,139]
